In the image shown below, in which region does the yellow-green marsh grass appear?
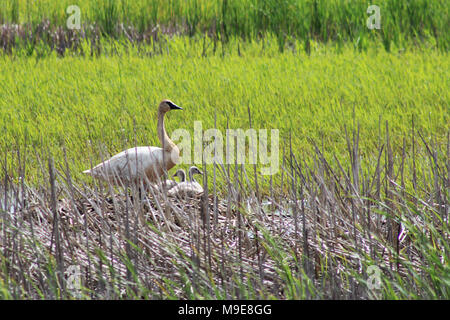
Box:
[0,37,448,300]
[1,38,448,193]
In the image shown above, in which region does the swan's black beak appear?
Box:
[168,101,183,110]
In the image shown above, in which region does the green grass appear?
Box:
[0,37,448,193]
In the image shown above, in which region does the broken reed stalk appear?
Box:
[48,155,65,298]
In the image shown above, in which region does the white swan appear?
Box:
[83,99,182,186]
[168,166,204,197]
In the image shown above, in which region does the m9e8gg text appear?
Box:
[222,304,272,315]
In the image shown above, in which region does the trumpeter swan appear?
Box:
[164,168,186,190]
[168,166,203,197]
[83,99,183,187]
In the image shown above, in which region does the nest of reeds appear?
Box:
[0,126,448,299]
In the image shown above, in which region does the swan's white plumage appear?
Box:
[168,181,203,197]
[83,146,167,184]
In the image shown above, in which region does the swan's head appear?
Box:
[159,99,183,114]
[172,169,186,181]
[189,166,203,180]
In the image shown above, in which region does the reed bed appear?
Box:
[1,122,448,299]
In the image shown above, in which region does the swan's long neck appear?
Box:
[157,111,175,151]
[188,170,196,182]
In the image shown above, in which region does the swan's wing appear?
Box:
[84,146,163,182]
[191,182,204,193]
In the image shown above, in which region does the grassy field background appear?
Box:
[0,38,448,191]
